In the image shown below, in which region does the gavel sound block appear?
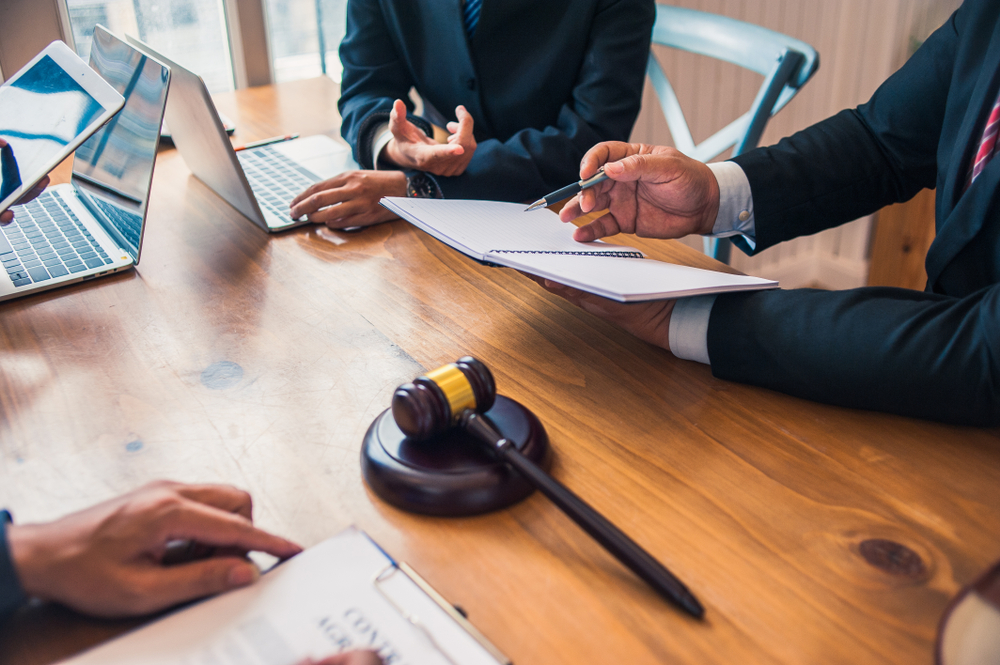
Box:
[363,357,703,617]
[361,362,550,516]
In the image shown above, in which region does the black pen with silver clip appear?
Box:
[525,166,609,212]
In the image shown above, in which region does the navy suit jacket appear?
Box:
[337,0,655,201]
[0,511,24,620]
[712,0,1000,425]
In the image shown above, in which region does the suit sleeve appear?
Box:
[705,7,1000,425]
[707,285,1000,426]
[435,0,655,201]
[337,0,434,169]
[0,511,26,620]
[730,8,959,254]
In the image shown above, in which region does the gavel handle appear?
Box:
[461,412,704,618]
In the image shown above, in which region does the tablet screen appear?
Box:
[0,54,106,202]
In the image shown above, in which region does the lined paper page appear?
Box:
[382,197,642,259]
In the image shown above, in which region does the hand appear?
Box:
[0,138,49,225]
[290,170,406,229]
[558,142,720,243]
[6,481,303,618]
[303,651,383,665]
[526,273,676,351]
[382,100,476,176]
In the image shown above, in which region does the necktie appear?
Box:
[463,0,482,38]
[966,89,1000,188]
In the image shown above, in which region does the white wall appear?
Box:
[631,0,962,288]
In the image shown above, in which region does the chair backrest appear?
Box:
[647,5,819,162]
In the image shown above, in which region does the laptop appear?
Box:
[0,26,169,302]
[126,35,359,233]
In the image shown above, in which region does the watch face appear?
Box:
[406,172,438,198]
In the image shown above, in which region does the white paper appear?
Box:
[59,528,504,665]
[381,197,778,301]
[382,197,641,259]
[502,252,777,302]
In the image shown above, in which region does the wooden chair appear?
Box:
[647,5,819,262]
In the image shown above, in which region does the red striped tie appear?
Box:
[966,90,1000,188]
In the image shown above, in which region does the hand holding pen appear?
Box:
[525,166,608,212]
[552,141,722,243]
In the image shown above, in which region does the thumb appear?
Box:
[602,154,660,182]
[135,557,260,613]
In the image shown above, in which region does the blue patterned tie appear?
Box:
[463,0,482,38]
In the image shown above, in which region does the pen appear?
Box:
[525,166,609,211]
[233,133,299,152]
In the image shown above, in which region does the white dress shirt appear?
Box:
[667,161,756,365]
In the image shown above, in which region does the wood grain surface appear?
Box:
[1,77,999,665]
[869,188,937,290]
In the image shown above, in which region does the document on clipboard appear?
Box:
[59,528,510,665]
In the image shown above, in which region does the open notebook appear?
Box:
[381,198,778,302]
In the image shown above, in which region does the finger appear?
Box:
[453,106,474,146]
[415,141,465,162]
[18,176,50,204]
[310,199,372,227]
[0,210,12,224]
[156,500,301,558]
[573,212,623,242]
[129,555,262,614]
[293,172,354,206]
[603,152,675,184]
[311,651,384,665]
[389,100,431,145]
[173,484,254,521]
[578,141,642,179]
[292,188,352,218]
[558,194,585,222]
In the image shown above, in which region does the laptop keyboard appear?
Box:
[1,192,113,288]
[237,145,318,222]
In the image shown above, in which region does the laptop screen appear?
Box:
[72,26,168,227]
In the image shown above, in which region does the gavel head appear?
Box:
[392,356,496,441]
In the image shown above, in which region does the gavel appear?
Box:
[392,356,704,619]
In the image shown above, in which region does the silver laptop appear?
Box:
[0,26,169,302]
[126,35,358,233]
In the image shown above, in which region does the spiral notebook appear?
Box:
[380,198,778,302]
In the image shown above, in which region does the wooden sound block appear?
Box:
[361,396,551,516]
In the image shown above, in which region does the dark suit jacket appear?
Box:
[338,0,655,201]
[711,0,1000,425]
[0,511,24,620]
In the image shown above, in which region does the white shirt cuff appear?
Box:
[707,161,755,250]
[668,295,716,365]
[371,123,393,170]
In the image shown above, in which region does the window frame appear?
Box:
[59,0,276,88]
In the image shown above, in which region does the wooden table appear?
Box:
[2,77,999,665]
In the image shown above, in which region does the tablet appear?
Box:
[0,40,124,214]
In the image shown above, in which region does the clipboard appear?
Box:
[59,527,510,665]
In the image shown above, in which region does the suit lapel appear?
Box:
[942,26,1000,212]
[927,17,1000,288]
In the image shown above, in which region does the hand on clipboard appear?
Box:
[58,527,510,665]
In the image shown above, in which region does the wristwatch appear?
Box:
[405,171,443,199]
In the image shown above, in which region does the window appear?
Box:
[264,0,348,83]
[61,0,350,90]
[65,0,236,92]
